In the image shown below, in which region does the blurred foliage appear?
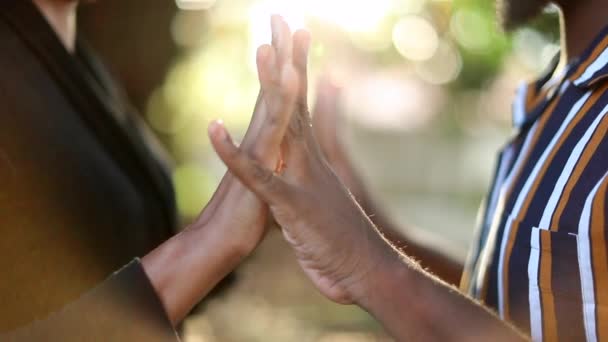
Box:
[131,1,567,340]
[145,0,561,220]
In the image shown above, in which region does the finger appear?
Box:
[209,120,292,205]
[312,77,341,134]
[271,15,293,67]
[241,90,265,149]
[292,29,311,105]
[254,64,299,164]
[256,44,276,90]
[241,45,275,148]
[309,78,343,160]
[284,29,313,145]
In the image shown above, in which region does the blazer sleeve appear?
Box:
[1,259,179,342]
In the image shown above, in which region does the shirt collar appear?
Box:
[512,24,608,129]
[570,24,608,88]
[512,55,563,129]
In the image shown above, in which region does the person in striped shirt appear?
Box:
[211,0,608,340]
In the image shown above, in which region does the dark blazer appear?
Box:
[0,1,178,339]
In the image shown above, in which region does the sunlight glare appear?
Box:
[303,0,393,33]
[248,1,306,70]
[175,0,217,10]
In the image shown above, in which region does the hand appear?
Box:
[312,78,369,202]
[209,18,388,305]
[312,77,344,165]
[142,15,300,325]
[208,19,530,342]
[193,15,299,256]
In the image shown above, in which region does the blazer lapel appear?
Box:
[0,0,176,233]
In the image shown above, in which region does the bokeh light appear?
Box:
[132,1,563,339]
[415,39,462,84]
[156,0,561,226]
[392,16,439,61]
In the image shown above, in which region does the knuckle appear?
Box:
[264,175,282,194]
[246,149,264,163]
[249,161,273,184]
[226,144,242,161]
[267,113,280,127]
[288,110,307,139]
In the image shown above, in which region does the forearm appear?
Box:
[141,218,247,326]
[356,241,527,342]
[346,162,463,285]
[363,201,463,285]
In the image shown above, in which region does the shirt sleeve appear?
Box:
[1,259,179,342]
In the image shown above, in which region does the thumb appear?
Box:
[208,120,292,206]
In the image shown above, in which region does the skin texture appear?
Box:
[142,16,300,324]
[32,0,77,51]
[210,17,528,341]
[312,80,464,286]
[32,0,302,326]
[32,0,608,293]
[31,0,608,336]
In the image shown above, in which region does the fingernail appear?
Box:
[209,120,226,139]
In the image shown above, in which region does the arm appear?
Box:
[312,79,463,285]
[2,209,257,341]
[353,233,526,341]
[143,15,299,325]
[141,173,272,325]
[210,20,528,341]
[2,17,299,339]
[2,260,177,342]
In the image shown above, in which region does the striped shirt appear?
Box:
[460,25,608,341]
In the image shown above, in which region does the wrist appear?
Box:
[338,223,403,305]
[350,233,416,312]
[142,215,253,325]
[187,215,252,266]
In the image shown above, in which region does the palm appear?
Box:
[270,164,371,304]
[196,34,288,254]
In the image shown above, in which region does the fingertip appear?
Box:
[256,44,272,63]
[257,44,275,76]
[258,50,277,88]
[280,16,292,37]
[208,119,226,141]
[294,29,311,47]
[271,15,282,46]
[265,48,277,69]
[271,14,282,28]
[273,16,292,61]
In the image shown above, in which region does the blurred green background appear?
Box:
[80,0,560,340]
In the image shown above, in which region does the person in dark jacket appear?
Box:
[0,1,298,340]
